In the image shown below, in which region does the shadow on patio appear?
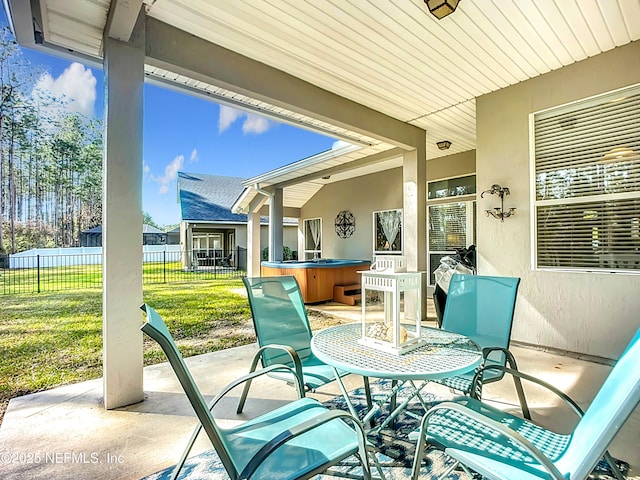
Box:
[1,304,638,480]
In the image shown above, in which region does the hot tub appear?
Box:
[261,259,371,304]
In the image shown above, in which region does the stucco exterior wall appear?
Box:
[425,150,475,181]
[232,225,295,250]
[476,40,640,360]
[299,151,475,261]
[300,168,403,261]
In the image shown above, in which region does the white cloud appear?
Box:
[189,148,198,163]
[242,114,271,134]
[218,105,273,135]
[151,155,184,195]
[218,106,242,132]
[32,62,97,117]
[143,163,150,174]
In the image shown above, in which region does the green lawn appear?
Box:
[1,261,243,294]
[0,279,254,423]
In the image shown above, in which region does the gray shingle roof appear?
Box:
[178,172,248,222]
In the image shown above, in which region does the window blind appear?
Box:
[428,203,467,251]
[534,86,640,271]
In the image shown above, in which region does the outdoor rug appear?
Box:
[143,380,629,479]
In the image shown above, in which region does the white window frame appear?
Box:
[303,217,322,260]
[373,209,403,255]
[427,174,477,285]
[531,84,640,273]
[193,233,223,252]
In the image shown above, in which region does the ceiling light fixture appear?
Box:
[425,0,461,19]
[436,140,452,150]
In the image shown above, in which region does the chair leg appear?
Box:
[603,450,625,480]
[504,351,531,420]
[368,446,387,480]
[236,351,263,414]
[171,422,203,480]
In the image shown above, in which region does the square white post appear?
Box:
[402,146,427,320]
[247,211,261,277]
[102,20,145,409]
[269,187,284,262]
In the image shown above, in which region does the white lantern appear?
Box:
[359,265,425,355]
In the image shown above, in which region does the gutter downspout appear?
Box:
[254,183,273,199]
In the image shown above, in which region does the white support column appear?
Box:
[403,142,427,319]
[180,221,189,268]
[269,187,284,262]
[247,212,262,277]
[102,18,145,409]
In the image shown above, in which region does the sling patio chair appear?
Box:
[140,304,373,480]
[238,275,372,415]
[410,326,640,480]
[433,274,531,418]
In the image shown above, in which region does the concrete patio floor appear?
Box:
[1,303,639,480]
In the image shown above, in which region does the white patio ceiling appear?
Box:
[16,0,640,208]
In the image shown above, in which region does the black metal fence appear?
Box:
[0,248,247,295]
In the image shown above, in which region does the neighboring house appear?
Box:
[80,224,176,247]
[177,172,298,270]
[166,227,180,246]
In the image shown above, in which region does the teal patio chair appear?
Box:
[410,327,640,480]
[434,274,530,418]
[238,275,371,415]
[140,304,373,480]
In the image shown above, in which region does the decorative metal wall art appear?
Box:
[481,184,516,221]
[335,210,355,238]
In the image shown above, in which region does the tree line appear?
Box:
[0,27,102,254]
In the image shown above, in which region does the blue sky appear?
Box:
[6,17,337,226]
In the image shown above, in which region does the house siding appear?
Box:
[477,40,640,360]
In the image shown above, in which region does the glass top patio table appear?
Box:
[310,323,482,381]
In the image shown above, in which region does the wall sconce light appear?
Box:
[481,184,515,221]
[425,0,461,19]
[436,140,452,150]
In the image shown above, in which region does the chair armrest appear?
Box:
[212,362,304,412]
[236,344,305,414]
[480,346,519,367]
[471,365,584,418]
[468,365,624,480]
[239,409,369,479]
[254,344,304,390]
[471,348,531,420]
[419,402,566,480]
